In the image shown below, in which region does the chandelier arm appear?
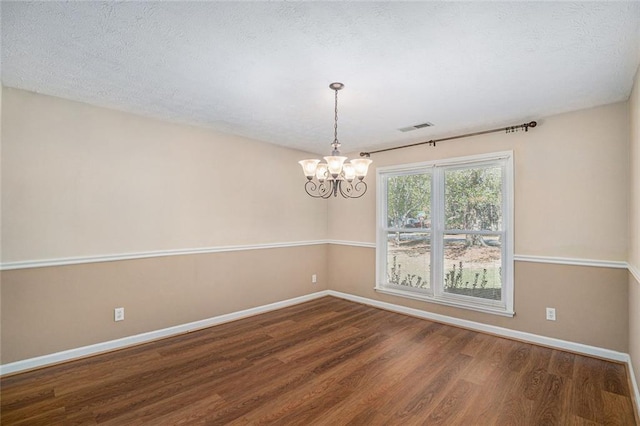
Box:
[305,178,367,199]
[338,180,353,198]
[322,182,334,199]
[348,180,368,198]
[303,180,321,198]
[304,180,331,199]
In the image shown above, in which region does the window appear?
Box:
[376,151,514,316]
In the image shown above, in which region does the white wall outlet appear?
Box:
[312,274,317,284]
[114,307,125,322]
[546,307,556,321]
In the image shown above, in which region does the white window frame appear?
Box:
[376,151,514,317]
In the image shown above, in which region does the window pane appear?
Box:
[387,173,431,229]
[443,234,501,301]
[387,232,430,289]
[445,166,502,231]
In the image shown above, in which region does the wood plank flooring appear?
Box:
[1,296,637,425]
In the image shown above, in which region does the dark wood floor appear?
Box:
[1,296,637,425]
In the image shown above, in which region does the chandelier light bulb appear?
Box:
[350,158,373,179]
[298,159,320,179]
[342,162,356,182]
[315,163,329,182]
[324,156,347,177]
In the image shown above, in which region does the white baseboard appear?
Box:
[625,353,640,418]
[327,290,628,361]
[2,288,639,414]
[0,290,330,376]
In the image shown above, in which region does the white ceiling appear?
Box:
[2,1,640,155]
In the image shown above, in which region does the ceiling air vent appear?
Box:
[398,122,434,132]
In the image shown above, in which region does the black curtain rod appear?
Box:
[359,121,537,157]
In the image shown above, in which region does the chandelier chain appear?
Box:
[333,88,339,145]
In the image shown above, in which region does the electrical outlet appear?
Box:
[312,274,317,284]
[114,307,125,322]
[546,307,556,321]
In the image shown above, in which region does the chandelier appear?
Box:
[298,82,372,199]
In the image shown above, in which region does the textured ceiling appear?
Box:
[2,2,640,155]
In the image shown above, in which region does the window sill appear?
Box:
[374,286,515,318]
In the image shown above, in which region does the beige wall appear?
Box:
[1,83,3,364]
[328,245,629,351]
[1,88,327,262]
[1,246,327,363]
[0,88,329,364]
[631,65,640,272]
[629,65,640,387]
[329,102,630,261]
[631,272,640,386]
[328,101,631,353]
